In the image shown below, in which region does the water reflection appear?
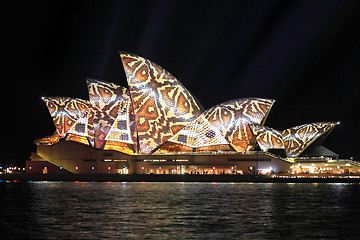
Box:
[1,182,359,239]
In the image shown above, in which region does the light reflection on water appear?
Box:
[1,182,359,239]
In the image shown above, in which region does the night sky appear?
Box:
[2,0,359,166]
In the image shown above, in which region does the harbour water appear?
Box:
[1,181,359,239]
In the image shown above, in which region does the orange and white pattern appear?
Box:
[87,79,129,149]
[43,97,89,138]
[204,98,274,152]
[168,115,229,148]
[282,122,339,158]
[120,52,202,153]
[38,52,339,158]
[251,124,285,152]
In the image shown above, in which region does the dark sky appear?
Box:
[2,0,359,165]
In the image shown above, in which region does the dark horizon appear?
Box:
[2,0,359,166]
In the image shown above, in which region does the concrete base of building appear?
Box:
[28,141,292,175]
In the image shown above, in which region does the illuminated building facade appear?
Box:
[28,52,358,175]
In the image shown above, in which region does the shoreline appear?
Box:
[1,173,360,183]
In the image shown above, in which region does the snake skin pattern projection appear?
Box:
[120,52,202,153]
[168,115,229,148]
[43,97,89,138]
[87,79,130,149]
[66,108,93,146]
[250,124,285,152]
[37,52,340,159]
[204,98,274,152]
[105,98,134,145]
[282,122,339,158]
[67,109,90,137]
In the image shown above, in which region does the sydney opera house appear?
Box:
[27,52,359,175]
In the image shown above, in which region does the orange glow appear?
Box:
[34,134,60,145]
[103,141,134,155]
[66,134,90,146]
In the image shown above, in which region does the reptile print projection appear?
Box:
[250,124,285,152]
[168,115,229,149]
[43,97,89,138]
[87,79,130,149]
[66,109,92,146]
[37,52,340,160]
[120,52,202,153]
[67,108,90,137]
[282,122,339,158]
[103,97,138,154]
[105,99,134,145]
[204,98,274,152]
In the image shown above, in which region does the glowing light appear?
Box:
[258,168,272,174]
[181,166,185,174]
